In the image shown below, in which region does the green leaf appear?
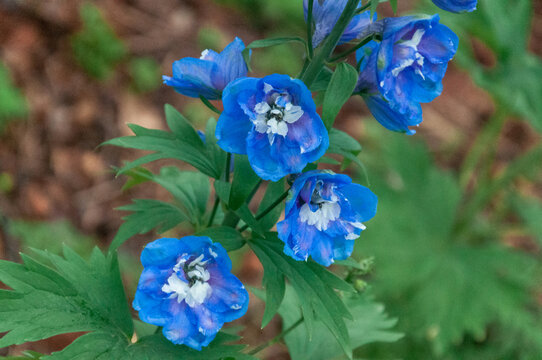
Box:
[229,155,261,210]
[513,196,542,247]
[236,204,265,236]
[249,234,353,358]
[389,0,398,13]
[104,105,221,178]
[44,331,256,360]
[110,199,187,252]
[0,62,28,132]
[0,247,133,348]
[258,179,286,231]
[326,128,364,171]
[358,127,540,355]
[322,63,358,130]
[279,286,402,360]
[196,226,246,251]
[70,3,127,79]
[245,37,306,50]
[309,67,333,92]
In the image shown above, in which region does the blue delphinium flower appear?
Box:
[277,170,377,266]
[432,0,477,13]
[215,74,329,181]
[163,37,248,100]
[355,15,458,134]
[133,236,249,350]
[304,0,376,48]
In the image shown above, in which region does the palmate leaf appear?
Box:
[110,199,187,252]
[0,247,133,348]
[357,128,540,356]
[279,286,402,360]
[104,105,223,178]
[111,167,211,251]
[249,233,354,358]
[0,247,254,359]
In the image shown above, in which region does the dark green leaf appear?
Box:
[229,155,261,210]
[0,247,133,347]
[322,63,358,129]
[104,106,221,178]
[249,234,352,357]
[110,199,187,252]
[197,226,246,251]
[280,286,402,360]
[258,179,286,231]
[326,128,364,171]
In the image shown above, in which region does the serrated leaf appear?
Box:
[322,63,358,130]
[358,127,540,355]
[0,247,133,348]
[279,286,402,360]
[249,234,352,358]
[110,199,187,252]
[196,226,246,251]
[104,105,221,178]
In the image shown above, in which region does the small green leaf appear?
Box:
[322,63,358,129]
[164,104,206,149]
[326,128,365,171]
[389,0,398,13]
[197,226,246,251]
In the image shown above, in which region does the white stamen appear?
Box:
[200,49,210,60]
[162,254,213,308]
[209,248,218,258]
[392,29,427,79]
[263,83,274,93]
[299,202,341,231]
[231,304,242,310]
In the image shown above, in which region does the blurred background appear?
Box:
[0,0,541,359]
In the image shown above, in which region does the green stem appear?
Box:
[224,153,232,183]
[300,0,361,87]
[199,96,221,115]
[459,109,507,190]
[328,34,375,62]
[355,1,371,14]
[238,189,289,232]
[307,0,314,59]
[247,179,263,204]
[247,317,304,355]
[207,196,220,227]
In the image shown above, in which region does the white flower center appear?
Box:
[252,83,304,145]
[162,254,212,308]
[300,201,341,231]
[391,29,426,79]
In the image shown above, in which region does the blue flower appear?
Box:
[133,236,249,350]
[277,170,377,266]
[304,0,376,48]
[432,0,477,13]
[215,74,329,182]
[356,15,458,134]
[163,37,248,100]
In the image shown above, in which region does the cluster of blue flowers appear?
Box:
[133,0,471,351]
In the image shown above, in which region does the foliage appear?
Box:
[356,125,542,359]
[129,57,162,93]
[0,62,28,133]
[71,2,127,79]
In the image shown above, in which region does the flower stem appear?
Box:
[207,195,220,227]
[306,0,314,59]
[238,189,289,232]
[355,1,371,14]
[300,0,361,87]
[199,96,221,115]
[328,34,375,62]
[247,317,304,355]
